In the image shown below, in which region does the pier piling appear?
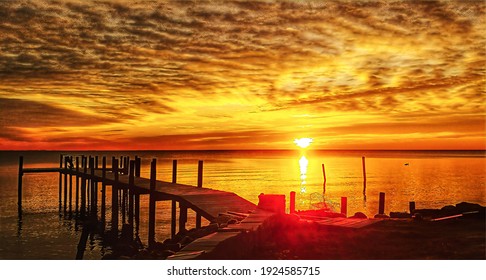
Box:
[75,157,79,214]
[58,155,62,210]
[148,158,157,247]
[409,201,416,214]
[17,156,23,217]
[101,156,106,224]
[196,160,203,228]
[112,158,119,233]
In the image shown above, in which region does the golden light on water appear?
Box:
[294,138,313,149]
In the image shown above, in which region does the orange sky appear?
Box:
[0,0,485,150]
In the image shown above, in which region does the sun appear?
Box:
[294,138,313,149]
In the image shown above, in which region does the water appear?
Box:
[0,150,485,259]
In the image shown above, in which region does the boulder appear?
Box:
[350,212,367,219]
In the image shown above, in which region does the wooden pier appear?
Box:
[17,154,257,248]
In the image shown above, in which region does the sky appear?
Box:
[0,0,485,150]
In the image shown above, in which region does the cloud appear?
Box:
[0,0,484,149]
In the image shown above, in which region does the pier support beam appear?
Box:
[75,157,79,214]
[196,160,203,228]
[63,157,68,214]
[112,159,119,233]
[409,201,416,214]
[171,160,177,238]
[69,157,73,214]
[148,158,157,248]
[58,154,63,211]
[179,204,187,234]
[80,157,87,217]
[128,160,135,236]
[101,157,106,225]
[18,156,24,217]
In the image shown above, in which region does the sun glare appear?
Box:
[294,138,313,149]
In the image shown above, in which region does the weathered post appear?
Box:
[322,163,327,194]
[128,160,135,233]
[112,158,119,233]
[171,160,177,238]
[63,157,68,213]
[69,156,73,213]
[290,191,296,214]
[379,192,385,215]
[179,204,187,234]
[409,201,416,214]
[89,157,96,215]
[134,156,140,234]
[362,156,367,192]
[58,154,63,210]
[101,156,106,224]
[341,197,347,217]
[196,160,203,228]
[18,156,24,217]
[148,158,157,247]
[75,156,79,213]
[80,156,87,217]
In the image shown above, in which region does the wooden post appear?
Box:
[124,156,130,175]
[170,160,178,236]
[171,201,176,239]
[322,163,327,194]
[134,155,140,234]
[112,158,119,233]
[172,160,177,183]
[362,156,367,192]
[409,201,416,214]
[64,157,68,213]
[148,158,157,247]
[290,191,296,214]
[18,156,23,216]
[75,156,79,213]
[179,204,187,234]
[135,156,141,177]
[89,157,96,215]
[128,160,135,231]
[379,192,385,215]
[80,156,87,217]
[341,197,347,217]
[101,156,106,224]
[196,160,203,228]
[69,157,73,213]
[58,154,63,210]
[95,156,99,171]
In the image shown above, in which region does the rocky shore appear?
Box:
[102,202,485,260]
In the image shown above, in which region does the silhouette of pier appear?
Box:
[17,154,257,250]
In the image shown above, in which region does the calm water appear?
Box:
[1,150,485,259]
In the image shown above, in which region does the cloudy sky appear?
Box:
[0,0,484,150]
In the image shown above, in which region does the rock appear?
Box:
[164,242,181,252]
[350,212,367,219]
[390,212,411,218]
[179,236,194,245]
[374,214,390,219]
[440,205,458,215]
[161,250,175,259]
[228,218,238,224]
[455,202,483,212]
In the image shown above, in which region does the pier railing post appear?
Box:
[80,156,87,217]
[63,156,68,213]
[134,156,140,234]
[148,158,157,248]
[128,160,135,236]
[379,192,385,215]
[18,156,24,217]
[112,158,119,233]
[101,156,106,225]
[171,160,177,238]
[89,157,96,216]
[69,156,73,214]
[58,154,63,211]
[195,160,203,228]
[75,157,79,214]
